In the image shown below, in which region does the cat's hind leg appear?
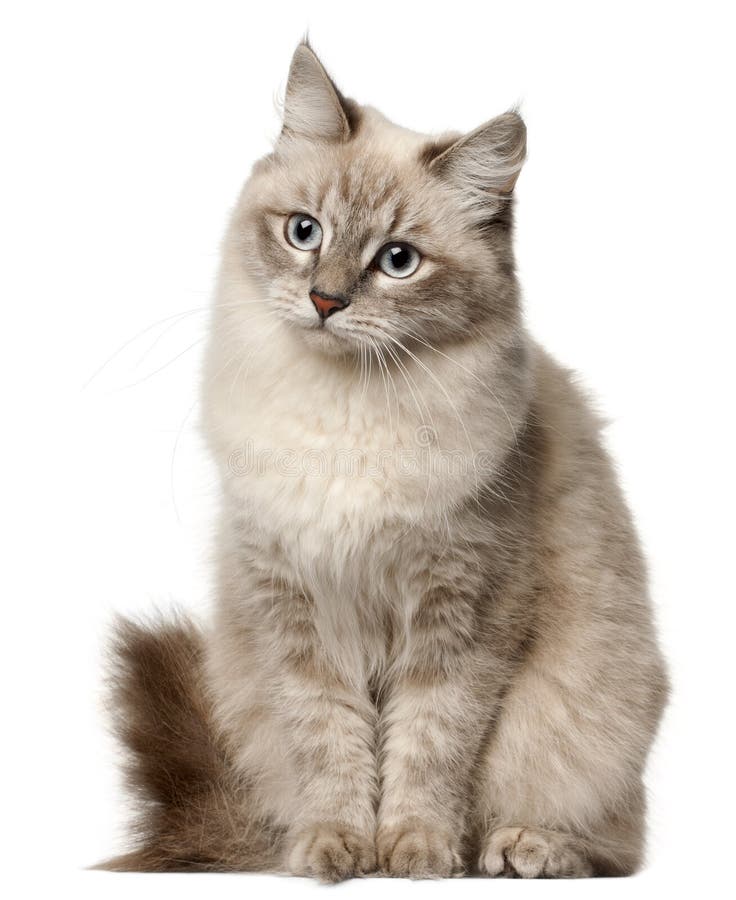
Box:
[473,620,666,877]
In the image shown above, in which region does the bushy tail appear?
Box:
[98,616,282,872]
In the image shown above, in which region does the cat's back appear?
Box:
[521,346,666,692]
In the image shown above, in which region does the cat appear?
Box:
[103,41,668,880]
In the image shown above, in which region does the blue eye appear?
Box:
[286,213,322,251]
[376,242,421,278]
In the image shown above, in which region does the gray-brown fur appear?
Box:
[99,618,283,872]
[102,42,668,880]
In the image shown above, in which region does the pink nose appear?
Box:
[310,290,350,319]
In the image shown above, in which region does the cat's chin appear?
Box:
[297,322,361,359]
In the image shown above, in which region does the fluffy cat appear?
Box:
[104,42,668,879]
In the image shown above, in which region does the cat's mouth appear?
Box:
[272,299,393,358]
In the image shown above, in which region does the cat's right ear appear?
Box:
[279,42,352,143]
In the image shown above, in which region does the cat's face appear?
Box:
[226,44,526,359]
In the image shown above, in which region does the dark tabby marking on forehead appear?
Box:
[335,166,400,210]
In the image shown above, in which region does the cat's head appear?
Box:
[225,42,526,359]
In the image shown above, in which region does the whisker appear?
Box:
[170,313,283,521]
[402,324,521,456]
[384,333,483,503]
[369,336,395,444]
[110,336,206,392]
[382,341,436,531]
[82,299,276,390]
[227,314,283,404]
[81,306,211,390]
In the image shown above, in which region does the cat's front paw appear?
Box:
[377,820,463,878]
[287,822,376,882]
[479,826,593,878]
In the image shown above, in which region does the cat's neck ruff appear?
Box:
[203,283,527,540]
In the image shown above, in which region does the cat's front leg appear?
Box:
[377,586,486,878]
[264,589,378,881]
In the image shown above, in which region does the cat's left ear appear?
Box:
[428,111,527,201]
[280,42,353,143]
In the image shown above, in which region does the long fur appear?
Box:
[101,41,668,881]
[99,617,283,872]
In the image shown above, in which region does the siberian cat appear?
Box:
[105,42,668,879]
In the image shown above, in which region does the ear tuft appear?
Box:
[281,42,351,142]
[429,111,527,211]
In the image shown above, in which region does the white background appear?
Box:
[2,1,734,896]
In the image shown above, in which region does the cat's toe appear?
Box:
[378,821,462,878]
[479,826,592,878]
[288,823,376,882]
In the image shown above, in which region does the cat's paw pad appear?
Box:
[378,821,463,878]
[288,823,376,882]
[479,826,593,878]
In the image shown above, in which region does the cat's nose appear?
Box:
[310,290,350,320]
